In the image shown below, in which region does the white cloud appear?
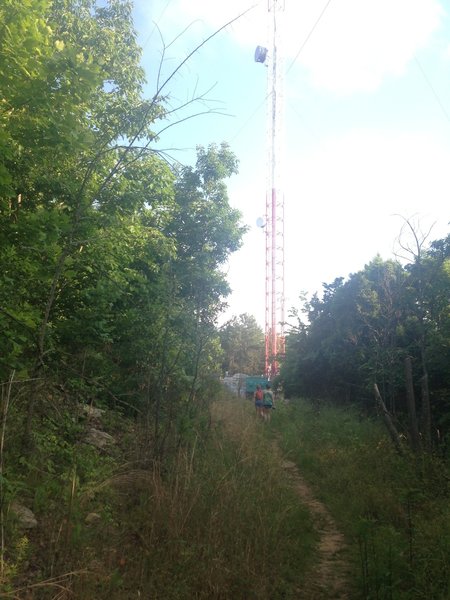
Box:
[224,129,450,324]
[149,0,444,94]
[295,0,444,94]
[282,129,450,303]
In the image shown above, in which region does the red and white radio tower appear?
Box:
[255,0,285,379]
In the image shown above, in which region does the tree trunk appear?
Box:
[420,372,431,452]
[374,383,404,455]
[404,356,421,453]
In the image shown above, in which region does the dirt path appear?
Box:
[282,458,352,599]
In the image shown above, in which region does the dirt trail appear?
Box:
[282,458,352,599]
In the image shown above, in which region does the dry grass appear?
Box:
[63,398,315,599]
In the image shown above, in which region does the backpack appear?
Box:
[255,388,263,401]
[263,390,273,406]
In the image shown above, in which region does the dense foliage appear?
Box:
[219,313,265,376]
[0,0,245,452]
[0,0,250,592]
[281,233,450,450]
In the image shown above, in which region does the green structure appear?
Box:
[245,376,269,398]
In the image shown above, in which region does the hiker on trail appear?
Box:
[254,384,264,418]
[262,384,275,422]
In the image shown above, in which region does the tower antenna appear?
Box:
[255,0,285,379]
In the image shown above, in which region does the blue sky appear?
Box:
[133,0,449,326]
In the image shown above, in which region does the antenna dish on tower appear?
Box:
[254,46,268,64]
[256,216,266,228]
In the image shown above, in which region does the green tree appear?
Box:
[219,314,265,376]
[281,232,450,448]
[0,0,153,374]
[0,2,247,459]
[405,232,450,447]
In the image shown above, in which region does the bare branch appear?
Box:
[163,81,224,118]
[156,5,257,98]
[392,214,436,264]
[154,108,233,139]
[108,4,257,180]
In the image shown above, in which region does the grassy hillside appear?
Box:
[273,399,450,599]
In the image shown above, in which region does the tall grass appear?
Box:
[60,398,316,599]
[273,399,450,599]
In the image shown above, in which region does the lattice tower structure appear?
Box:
[264,0,285,378]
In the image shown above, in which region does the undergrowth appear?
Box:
[71,399,316,599]
[273,399,450,600]
[2,395,316,599]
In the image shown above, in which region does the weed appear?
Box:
[273,399,450,599]
[69,399,316,599]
